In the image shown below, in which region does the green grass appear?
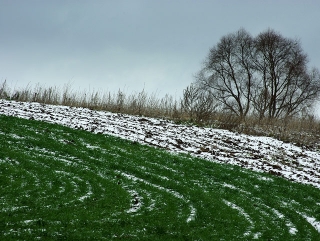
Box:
[1,114,320,240]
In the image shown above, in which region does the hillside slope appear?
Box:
[1,114,320,240]
[1,99,319,189]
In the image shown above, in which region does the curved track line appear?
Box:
[298,212,320,233]
[222,199,256,237]
[119,171,196,223]
[219,181,300,236]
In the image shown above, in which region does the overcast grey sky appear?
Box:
[1,0,320,101]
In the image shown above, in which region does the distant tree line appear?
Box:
[183,28,320,122]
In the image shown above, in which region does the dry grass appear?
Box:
[1,79,319,151]
[0,80,180,118]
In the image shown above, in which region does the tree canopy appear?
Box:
[195,28,320,120]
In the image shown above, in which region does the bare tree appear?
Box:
[197,29,255,119]
[254,29,320,119]
[196,28,320,120]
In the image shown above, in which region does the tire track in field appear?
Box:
[118,171,196,223]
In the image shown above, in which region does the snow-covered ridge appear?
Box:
[1,99,320,189]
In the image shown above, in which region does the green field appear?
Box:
[1,115,320,240]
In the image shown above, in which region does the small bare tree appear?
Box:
[181,83,217,122]
[0,79,9,99]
